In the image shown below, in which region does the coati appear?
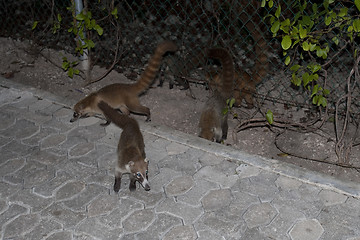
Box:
[70,40,178,124]
[199,47,234,142]
[97,100,150,192]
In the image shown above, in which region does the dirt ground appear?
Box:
[1,37,359,183]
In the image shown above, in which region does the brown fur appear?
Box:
[98,100,150,192]
[70,40,178,124]
[199,48,234,142]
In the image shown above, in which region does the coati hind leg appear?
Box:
[126,101,151,122]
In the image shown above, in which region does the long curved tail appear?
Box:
[207,48,234,99]
[134,40,178,94]
[98,101,135,129]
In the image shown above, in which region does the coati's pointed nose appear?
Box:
[144,184,150,191]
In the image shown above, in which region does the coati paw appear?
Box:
[145,117,151,122]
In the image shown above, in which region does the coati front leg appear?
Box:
[129,174,137,191]
[114,171,122,192]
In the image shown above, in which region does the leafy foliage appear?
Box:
[262,0,360,107]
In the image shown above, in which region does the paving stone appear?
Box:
[42,202,86,228]
[198,152,226,166]
[3,213,41,239]
[275,175,303,190]
[0,180,22,198]
[0,158,25,177]
[233,177,279,202]
[136,213,183,239]
[0,119,39,139]
[163,225,197,240]
[21,110,53,125]
[120,189,165,208]
[122,209,155,233]
[165,175,194,196]
[260,205,306,240]
[38,102,64,116]
[53,107,73,119]
[289,219,324,240]
[0,136,12,148]
[34,171,73,197]
[23,219,62,240]
[27,149,66,166]
[0,109,15,130]
[177,179,218,207]
[318,189,348,206]
[55,181,86,201]
[22,127,58,147]
[0,204,28,228]
[63,184,108,212]
[24,167,55,189]
[166,142,189,155]
[197,230,225,240]
[45,231,73,240]
[197,212,239,238]
[67,125,106,143]
[3,140,38,157]
[156,198,203,225]
[243,202,278,229]
[69,142,95,157]
[235,163,262,179]
[9,190,53,213]
[56,158,98,180]
[42,117,75,132]
[75,217,123,240]
[194,165,238,189]
[149,167,182,193]
[98,198,143,228]
[158,152,198,175]
[0,199,6,212]
[201,189,232,212]
[41,134,67,149]
[87,194,119,217]
[28,98,52,112]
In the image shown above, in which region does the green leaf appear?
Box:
[266,110,274,124]
[68,68,74,78]
[75,13,86,21]
[353,19,360,32]
[332,36,339,45]
[275,4,281,18]
[95,25,103,35]
[339,7,348,17]
[268,0,274,8]
[311,84,319,97]
[271,20,280,34]
[325,16,332,26]
[284,55,291,65]
[355,0,360,12]
[32,21,38,30]
[302,41,310,51]
[323,89,330,95]
[111,7,118,19]
[292,73,301,86]
[312,3,318,13]
[261,0,266,7]
[290,64,301,72]
[57,13,62,22]
[302,72,310,86]
[299,25,307,39]
[281,35,292,50]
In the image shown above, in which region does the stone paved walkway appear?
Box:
[0,77,360,240]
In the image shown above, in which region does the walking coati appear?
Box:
[70,40,178,125]
[199,47,234,142]
[98,100,150,192]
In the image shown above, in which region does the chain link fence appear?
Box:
[0,0,359,114]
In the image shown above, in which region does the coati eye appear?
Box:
[136,172,141,178]
[73,112,79,118]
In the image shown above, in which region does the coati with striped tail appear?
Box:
[98,100,150,192]
[70,40,178,125]
[199,48,234,142]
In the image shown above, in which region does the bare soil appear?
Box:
[1,37,359,183]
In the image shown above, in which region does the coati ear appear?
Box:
[144,158,148,163]
[129,161,135,166]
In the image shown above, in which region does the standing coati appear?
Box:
[70,40,178,124]
[199,48,234,142]
[98,100,150,192]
